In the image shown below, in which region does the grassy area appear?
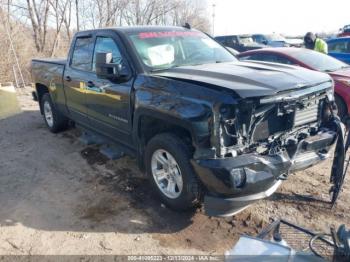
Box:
[0,86,21,120]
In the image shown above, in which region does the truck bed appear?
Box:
[31,58,67,109]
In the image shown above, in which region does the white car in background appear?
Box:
[252,34,303,47]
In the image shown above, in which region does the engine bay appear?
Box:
[217,84,336,160]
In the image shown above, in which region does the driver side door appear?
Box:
[86,32,134,146]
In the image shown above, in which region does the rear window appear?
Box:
[239,53,295,65]
[71,37,95,71]
[293,49,348,72]
[328,41,350,53]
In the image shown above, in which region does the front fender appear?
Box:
[133,100,211,147]
[335,81,350,114]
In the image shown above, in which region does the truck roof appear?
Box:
[75,26,194,36]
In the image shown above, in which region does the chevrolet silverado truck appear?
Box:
[31,26,346,217]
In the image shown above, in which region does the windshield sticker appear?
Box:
[147,44,175,66]
[139,31,202,39]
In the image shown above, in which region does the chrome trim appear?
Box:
[260,82,332,104]
[223,180,282,203]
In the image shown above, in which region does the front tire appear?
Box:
[145,133,202,211]
[335,94,348,122]
[41,93,68,133]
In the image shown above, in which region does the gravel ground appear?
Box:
[0,88,349,255]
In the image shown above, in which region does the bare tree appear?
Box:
[75,0,79,30]
[169,0,210,32]
[25,0,50,52]
[62,0,72,42]
[0,0,211,85]
[122,0,178,26]
[48,0,71,56]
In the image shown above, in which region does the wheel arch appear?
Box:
[133,111,197,171]
[35,83,50,114]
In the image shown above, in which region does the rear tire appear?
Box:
[145,133,202,211]
[41,93,68,133]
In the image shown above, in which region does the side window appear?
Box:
[328,41,348,53]
[71,37,95,71]
[258,54,279,63]
[239,54,261,61]
[215,37,224,44]
[232,36,238,44]
[239,54,295,65]
[253,35,262,43]
[275,55,295,65]
[92,37,123,71]
[223,36,231,45]
[239,54,262,61]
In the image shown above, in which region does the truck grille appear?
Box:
[294,100,319,127]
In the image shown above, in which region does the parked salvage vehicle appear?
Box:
[252,34,288,47]
[252,34,303,48]
[214,34,265,52]
[338,25,350,37]
[327,37,350,64]
[31,27,346,217]
[238,47,350,120]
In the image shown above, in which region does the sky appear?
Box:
[208,0,350,36]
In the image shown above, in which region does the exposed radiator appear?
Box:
[294,101,319,127]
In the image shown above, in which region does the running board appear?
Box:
[99,144,125,160]
[77,126,135,160]
[79,130,105,145]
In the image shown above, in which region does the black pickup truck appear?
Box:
[31,26,345,217]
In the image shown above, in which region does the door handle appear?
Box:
[65,76,71,82]
[85,81,104,93]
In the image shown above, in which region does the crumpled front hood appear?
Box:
[152,61,332,98]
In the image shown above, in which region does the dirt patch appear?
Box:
[72,135,349,253]
[71,143,262,252]
[81,147,109,165]
[79,197,129,222]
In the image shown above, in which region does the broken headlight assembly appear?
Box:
[214,82,337,160]
[230,168,247,188]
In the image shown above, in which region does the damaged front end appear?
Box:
[192,81,347,217]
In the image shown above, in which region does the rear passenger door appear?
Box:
[64,34,95,125]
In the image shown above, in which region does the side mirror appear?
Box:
[95,52,129,81]
[262,40,268,45]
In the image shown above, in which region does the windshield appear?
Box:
[294,49,349,72]
[127,30,237,70]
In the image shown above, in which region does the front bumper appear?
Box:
[191,130,337,217]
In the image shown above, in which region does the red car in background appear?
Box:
[338,25,350,37]
[237,48,350,120]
